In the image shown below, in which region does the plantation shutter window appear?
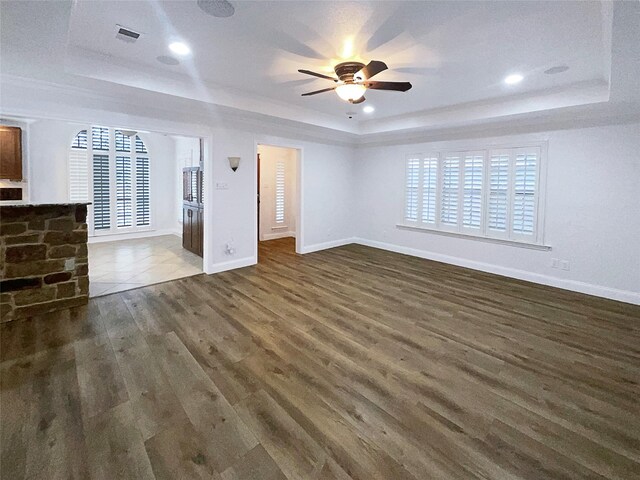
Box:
[512,149,538,237]
[92,126,109,151]
[136,155,150,226]
[69,127,151,236]
[115,155,133,227]
[421,157,438,224]
[404,157,420,222]
[462,153,484,230]
[488,153,510,234]
[275,161,285,224]
[402,144,543,245]
[92,154,111,230]
[441,155,460,227]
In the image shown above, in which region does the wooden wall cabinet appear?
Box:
[182,205,203,257]
[182,166,203,257]
[0,126,23,180]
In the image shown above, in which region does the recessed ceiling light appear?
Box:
[504,73,524,85]
[363,105,375,114]
[198,0,235,17]
[169,42,191,56]
[157,55,179,66]
[544,65,569,75]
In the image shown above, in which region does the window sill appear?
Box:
[396,224,551,251]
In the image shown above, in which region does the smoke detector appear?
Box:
[346,111,357,119]
[115,25,142,43]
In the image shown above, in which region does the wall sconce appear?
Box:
[228,156,240,172]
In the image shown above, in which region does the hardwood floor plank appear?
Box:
[147,331,259,473]
[220,444,287,480]
[144,421,223,480]
[84,402,155,480]
[74,333,129,419]
[234,389,327,479]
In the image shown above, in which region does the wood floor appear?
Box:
[1,237,639,480]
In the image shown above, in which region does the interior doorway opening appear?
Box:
[85,131,205,297]
[257,144,300,262]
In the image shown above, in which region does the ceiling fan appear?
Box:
[298,60,411,104]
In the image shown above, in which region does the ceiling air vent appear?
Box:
[115,25,141,43]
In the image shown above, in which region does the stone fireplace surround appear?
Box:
[0,202,89,322]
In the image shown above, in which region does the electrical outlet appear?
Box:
[216,182,228,190]
[560,260,570,271]
[551,258,560,269]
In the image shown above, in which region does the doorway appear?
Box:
[87,132,205,297]
[257,144,300,262]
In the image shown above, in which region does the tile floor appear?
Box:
[88,234,203,297]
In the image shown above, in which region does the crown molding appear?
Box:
[1,73,638,149]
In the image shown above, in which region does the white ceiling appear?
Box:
[1,1,637,136]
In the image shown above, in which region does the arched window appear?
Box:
[69,127,151,235]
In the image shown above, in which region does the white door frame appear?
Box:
[254,139,303,260]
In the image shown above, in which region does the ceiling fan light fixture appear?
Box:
[335,83,366,102]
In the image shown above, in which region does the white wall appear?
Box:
[258,144,297,241]
[208,127,355,271]
[354,123,640,304]
[25,119,179,236]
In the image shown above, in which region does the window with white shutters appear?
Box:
[136,155,150,227]
[421,157,438,224]
[462,154,483,229]
[115,130,131,152]
[512,150,537,236]
[488,153,509,233]
[93,154,111,230]
[69,127,151,235]
[441,155,460,226]
[275,161,285,224]
[403,145,543,245]
[116,155,132,227]
[404,157,420,221]
[92,126,109,151]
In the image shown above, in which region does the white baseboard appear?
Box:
[261,231,295,241]
[353,237,640,306]
[299,237,356,254]
[89,228,181,244]
[207,256,256,274]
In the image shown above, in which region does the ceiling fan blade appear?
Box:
[355,60,388,80]
[298,69,338,82]
[350,96,366,104]
[301,86,336,96]
[363,81,412,92]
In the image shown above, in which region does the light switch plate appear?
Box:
[216,182,229,190]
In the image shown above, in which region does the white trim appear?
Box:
[299,237,356,254]
[353,237,640,306]
[262,231,295,241]
[207,256,256,274]
[88,228,180,243]
[396,224,551,251]
[255,139,303,257]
